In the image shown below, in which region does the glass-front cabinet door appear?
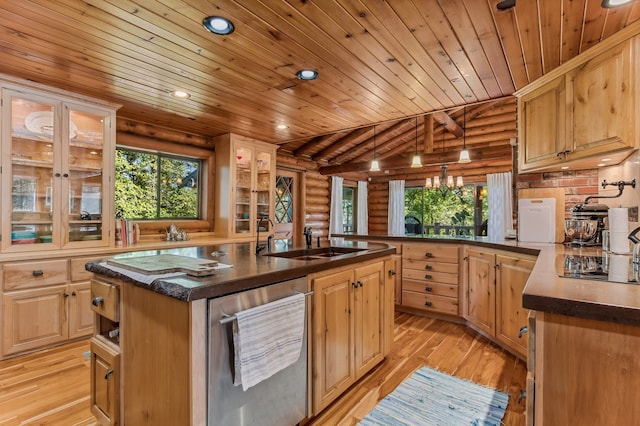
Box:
[1,88,114,251]
[232,142,274,237]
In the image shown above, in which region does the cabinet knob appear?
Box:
[105,369,114,380]
[64,292,70,298]
[424,301,433,307]
[55,172,61,178]
[357,280,363,287]
[92,296,104,306]
[388,269,396,276]
[425,286,432,292]
[425,264,433,270]
[62,173,69,178]
[425,252,433,258]
[352,282,357,289]
[425,274,432,280]
[32,270,44,277]
[71,291,77,296]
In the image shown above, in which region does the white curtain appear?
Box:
[388,180,405,236]
[356,181,368,235]
[487,172,514,241]
[329,176,344,237]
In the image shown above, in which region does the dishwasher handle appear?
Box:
[219,291,314,325]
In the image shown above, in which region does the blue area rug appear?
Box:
[359,366,510,426]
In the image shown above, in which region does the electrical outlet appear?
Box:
[629,206,638,222]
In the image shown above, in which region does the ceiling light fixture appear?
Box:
[410,116,422,168]
[426,123,463,195]
[202,16,235,35]
[370,125,381,172]
[295,69,319,80]
[458,107,471,164]
[601,0,633,8]
[172,90,191,99]
[496,0,516,10]
[275,124,288,130]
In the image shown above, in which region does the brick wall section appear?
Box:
[516,169,599,218]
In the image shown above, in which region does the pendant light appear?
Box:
[458,107,471,164]
[370,125,381,172]
[410,116,422,168]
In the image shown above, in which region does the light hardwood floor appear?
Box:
[0,312,526,425]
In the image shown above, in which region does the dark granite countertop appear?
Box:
[86,239,396,302]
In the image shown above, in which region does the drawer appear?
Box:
[402,243,459,263]
[403,280,458,298]
[71,256,103,282]
[90,279,120,322]
[403,268,459,285]
[403,258,459,274]
[3,259,69,291]
[401,290,458,315]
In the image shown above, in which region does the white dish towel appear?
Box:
[232,292,306,391]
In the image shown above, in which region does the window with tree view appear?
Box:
[405,184,488,237]
[114,148,201,220]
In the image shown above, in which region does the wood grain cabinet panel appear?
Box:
[90,336,120,426]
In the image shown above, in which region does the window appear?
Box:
[404,184,488,237]
[114,148,201,220]
[342,184,356,233]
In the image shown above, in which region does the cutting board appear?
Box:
[518,188,565,243]
[107,254,219,277]
[518,198,556,243]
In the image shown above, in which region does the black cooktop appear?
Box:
[559,254,640,284]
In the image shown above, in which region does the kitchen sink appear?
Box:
[265,246,366,260]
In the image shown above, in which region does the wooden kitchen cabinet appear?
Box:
[1,256,99,358]
[212,133,277,239]
[463,247,535,358]
[0,79,117,252]
[516,35,638,173]
[401,242,460,316]
[90,336,120,426]
[310,258,392,415]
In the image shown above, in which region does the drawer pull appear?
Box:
[425,274,432,280]
[518,326,528,338]
[92,296,105,306]
[425,286,433,292]
[424,301,433,307]
[32,270,44,277]
[425,265,433,270]
[357,280,363,287]
[425,252,433,258]
[389,269,396,276]
[105,369,114,380]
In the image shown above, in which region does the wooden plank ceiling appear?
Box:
[0,0,639,169]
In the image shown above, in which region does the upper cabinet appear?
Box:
[213,133,277,239]
[0,78,118,252]
[517,35,639,173]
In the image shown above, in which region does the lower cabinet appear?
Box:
[90,336,120,426]
[310,257,393,415]
[1,256,99,358]
[463,247,535,358]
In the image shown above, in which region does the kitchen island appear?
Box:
[85,240,396,426]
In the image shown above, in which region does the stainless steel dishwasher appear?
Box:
[207,277,308,426]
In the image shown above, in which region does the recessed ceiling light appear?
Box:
[172,90,191,99]
[601,157,611,162]
[275,124,288,130]
[203,16,235,35]
[296,69,319,81]
[601,0,633,8]
[561,166,569,170]
[597,163,607,167]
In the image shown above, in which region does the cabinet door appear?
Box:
[91,337,120,426]
[68,282,95,339]
[312,269,355,414]
[233,144,253,235]
[353,261,384,379]
[495,254,535,357]
[2,285,68,356]
[517,76,566,172]
[464,248,495,336]
[1,90,59,252]
[568,39,635,158]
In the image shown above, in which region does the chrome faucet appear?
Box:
[303,227,313,249]
[256,216,275,255]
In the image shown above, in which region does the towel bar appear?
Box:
[219,291,313,325]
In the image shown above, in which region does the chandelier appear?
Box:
[425,122,464,194]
